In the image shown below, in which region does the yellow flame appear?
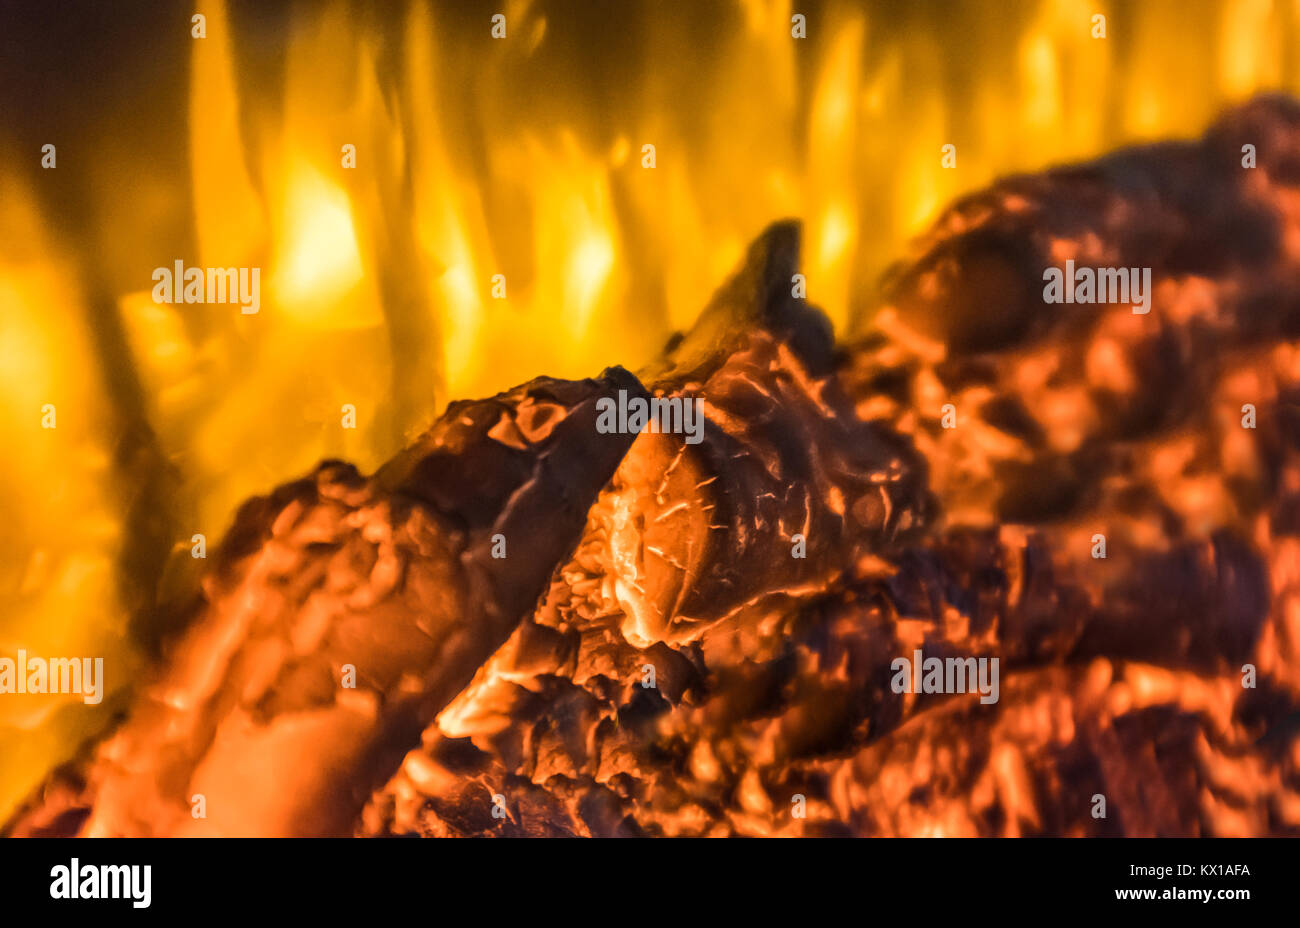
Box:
[0,172,136,815]
[272,164,367,319]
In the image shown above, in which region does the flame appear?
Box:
[3,0,1300,825]
[0,172,137,812]
[272,164,367,315]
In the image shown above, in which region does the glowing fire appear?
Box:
[1,0,1298,826]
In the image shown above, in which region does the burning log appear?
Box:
[585,221,932,647]
[837,94,1300,694]
[841,95,1300,530]
[6,368,645,837]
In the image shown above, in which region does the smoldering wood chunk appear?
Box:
[602,335,931,646]
[589,222,932,646]
[876,95,1300,356]
[645,220,835,386]
[843,96,1300,533]
[1064,531,1270,667]
[817,663,1300,837]
[840,95,1300,686]
[6,367,646,837]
